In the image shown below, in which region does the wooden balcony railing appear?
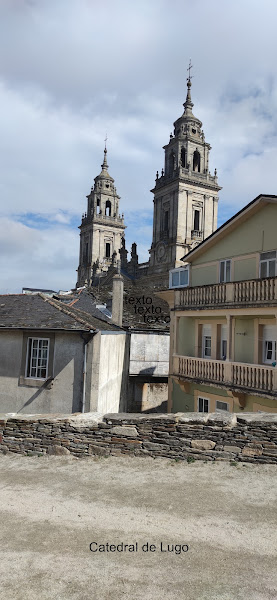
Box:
[173,355,277,393]
[176,277,277,308]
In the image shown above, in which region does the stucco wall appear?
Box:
[177,317,195,356]
[191,264,218,286]
[234,318,254,364]
[0,330,84,414]
[191,203,277,266]
[171,379,277,413]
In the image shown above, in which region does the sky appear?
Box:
[1,0,277,293]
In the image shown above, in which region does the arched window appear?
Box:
[105,243,111,258]
[193,150,201,172]
[96,199,100,214]
[105,200,111,216]
[181,148,186,168]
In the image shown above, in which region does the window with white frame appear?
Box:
[198,396,209,412]
[202,325,211,358]
[263,326,277,364]
[26,338,49,379]
[216,400,229,412]
[260,251,277,278]
[169,267,189,289]
[219,259,231,283]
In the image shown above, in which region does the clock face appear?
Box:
[156,242,167,262]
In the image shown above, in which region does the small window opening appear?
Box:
[96,199,100,214]
[169,152,175,174]
[164,210,169,232]
[193,150,201,172]
[193,210,200,231]
[181,148,186,168]
[105,201,111,216]
[105,243,111,258]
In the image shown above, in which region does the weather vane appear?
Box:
[187,59,193,82]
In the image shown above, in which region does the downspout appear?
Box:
[82,342,87,414]
[81,330,96,413]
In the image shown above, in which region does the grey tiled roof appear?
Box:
[0,294,122,332]
[53,288,112,324]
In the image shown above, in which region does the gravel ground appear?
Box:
[0,453,276,600]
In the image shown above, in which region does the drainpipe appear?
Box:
[81,331,95,414]
[82,342,87,413]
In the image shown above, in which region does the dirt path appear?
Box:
[0,454,276,600]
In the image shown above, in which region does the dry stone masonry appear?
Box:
[0,413,277,463]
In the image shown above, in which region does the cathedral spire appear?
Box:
[183,60,194,115]
[101,141,109,172]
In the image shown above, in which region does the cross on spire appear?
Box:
[187,58,193,82]
[104,133,108,150]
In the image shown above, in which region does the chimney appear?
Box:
[112,261,123,327]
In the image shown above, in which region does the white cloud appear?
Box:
[1,0,277,291]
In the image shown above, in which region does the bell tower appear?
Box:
[149,66,222,274]
[77,145,126,287]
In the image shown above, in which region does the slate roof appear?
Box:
[91,272,171,330]
[0,294,122,332]
[53,288,112,324]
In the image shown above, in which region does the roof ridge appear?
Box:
[39,294,98,332]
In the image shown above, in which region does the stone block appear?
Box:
[191,440,216,450]
[242,446,263,457]
[110,426,138,437]
[47,445,70,456]
[223,446,242,453]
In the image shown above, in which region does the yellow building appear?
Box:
[160,194,277,413]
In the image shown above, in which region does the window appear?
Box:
[181,148,186,168]
[264,341,276,363]
[260,251,276,278]
[198,397,209,412]
[193,150,200,172]
[202,325,211,358]
[169,267,189,288]
[105,201,111,216]
[105,243,111,258]
[219,259,231,283]
[216,400,229,412]
[193,210,200,231]
[163,210,169,233]
[26,338,49,379]
[263,326,277,364]
[96,199,100,214]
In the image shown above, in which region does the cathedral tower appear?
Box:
[149,74,221,274]
[77,146,125,287]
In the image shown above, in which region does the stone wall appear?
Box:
[0,412,277,463]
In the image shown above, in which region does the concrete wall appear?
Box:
[1,412,277,464]
[88,331,129,414]
[129,333,169,376]
[0,330,84,414]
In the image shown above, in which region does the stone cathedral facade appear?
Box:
[77,78,221,287]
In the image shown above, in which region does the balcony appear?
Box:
[175,277,277,309]
[172,355,277,394]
